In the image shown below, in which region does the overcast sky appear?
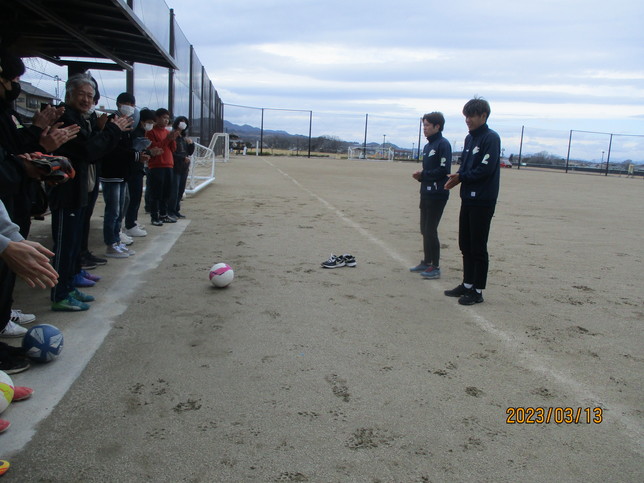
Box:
[166,0,644,160]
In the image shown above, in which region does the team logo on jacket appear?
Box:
[482,154,490,164]
[429,149,436,157]
[440,157,447,167]
[473,146,480,154]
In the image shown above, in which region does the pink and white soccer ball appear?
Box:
[209,263,234,287]
[0,371,14,414]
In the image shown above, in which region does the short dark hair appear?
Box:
[0,48,26,80]
[422,112,445,132]
[116,92,136,105]
[462,97,491,119]
[155,108,170,118]
[139,108,155,123]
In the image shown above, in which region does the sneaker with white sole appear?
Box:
[51,295,90,311]
[10,309,36,325]
[120,231,134,245]
[0,354,30,374]
[341,254,357,267]
[321,254,345,269]
[118,243,135,256]
[105,243,129,258]
[0,321,28,338]
[124,225,147,237]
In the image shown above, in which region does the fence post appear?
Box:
[565,130,573,173]
[605,133,613,176]
[518,125,524,170]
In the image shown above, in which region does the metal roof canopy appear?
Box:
[0,0,177,72]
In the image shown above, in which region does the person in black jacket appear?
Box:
[0,49,78,344]
[410,112,451,279]
[49,74,131,311]
[168,115,194,219]
[123,108,154,237]
[444,97,501,305]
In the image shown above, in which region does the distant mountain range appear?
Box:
[223,121,295,140]
[223,120,403,150]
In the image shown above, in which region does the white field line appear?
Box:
[265,158,643,452]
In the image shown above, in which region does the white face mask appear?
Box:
[143,123,154,132]
[177,121,187,131]
[119,104,135,117]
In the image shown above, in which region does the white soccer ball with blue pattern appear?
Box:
[22,324,64,362]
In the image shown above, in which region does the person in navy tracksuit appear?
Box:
[444,97,500,305]
[410,112,451,280]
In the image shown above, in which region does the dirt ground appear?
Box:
[3,155,643,482]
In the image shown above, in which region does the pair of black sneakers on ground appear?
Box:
[321,254,357,269]
[444,283,483,305]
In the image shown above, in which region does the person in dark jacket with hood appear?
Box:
[444,97,501,305]
[410,111,451,280]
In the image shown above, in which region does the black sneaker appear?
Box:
[80,257,97,270]
[444,284,469,297]
[161,215,177,223]
[458,289,484,305]
[321,254,345,269]
[83,252,107,266]
[0,354,30,375]
[341,254,357,267]
[151,219,163,226]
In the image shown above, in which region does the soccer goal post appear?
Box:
[185,133,229,195]
[347,145,394,161]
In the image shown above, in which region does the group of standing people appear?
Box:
[411,97,501,306]
[0,48,194,388]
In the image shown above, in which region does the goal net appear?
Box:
[207,132,230,162]
[185,133,230,195]
[347,145,394,161]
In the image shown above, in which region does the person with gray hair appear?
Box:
[48,73,132,311]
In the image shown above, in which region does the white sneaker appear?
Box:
[118,243,135,256]
[105,243,129,258]
[124,225,147,237]
[119,231,134,245]
[10,309,36,325]
[1,321,28,338]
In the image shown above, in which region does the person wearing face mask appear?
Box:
[123,108,154,238]
[0,48,79,340]
[168,116,194,219]
[98,92,149,258]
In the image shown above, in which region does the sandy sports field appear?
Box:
[4,155,643,482]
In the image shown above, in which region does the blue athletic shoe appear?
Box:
[73,273,96,287]
[70,289,95,303]
[420,266,441,279]
[410,261,430,272]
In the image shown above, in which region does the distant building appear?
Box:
[15,81,57,123]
